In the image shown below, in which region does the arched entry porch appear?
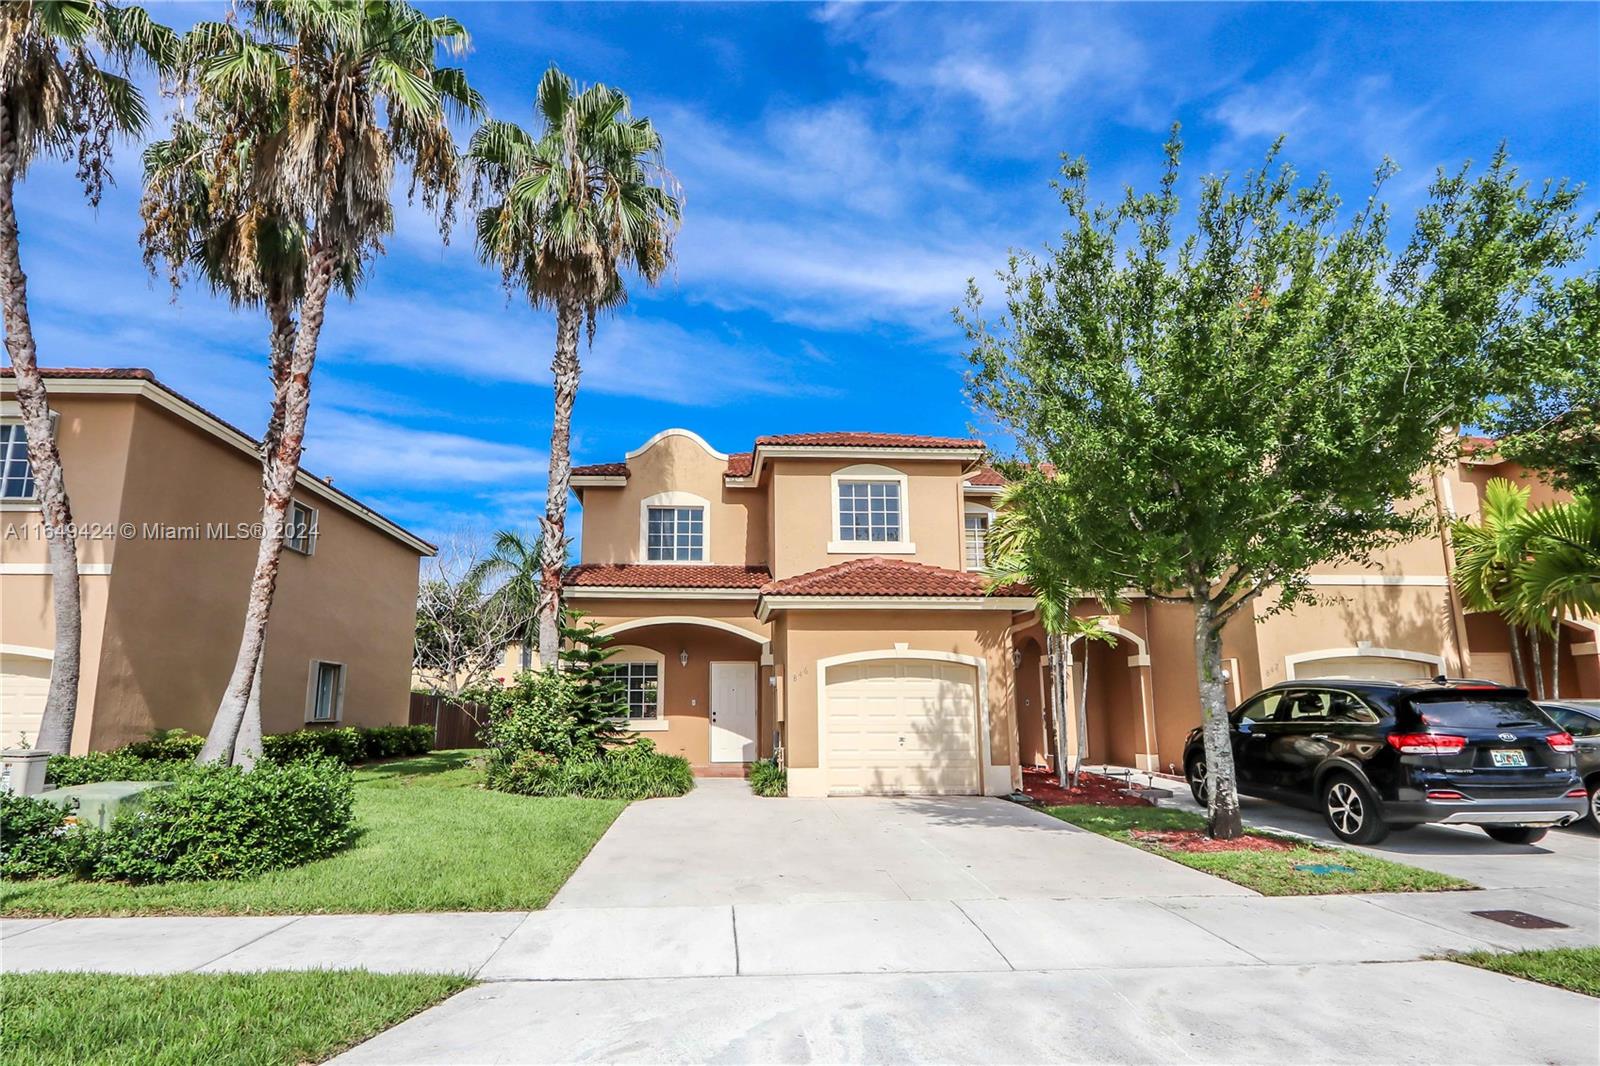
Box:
[1464,612,1600,699]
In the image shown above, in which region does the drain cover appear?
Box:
[1293,863,1357,875]
[1470,909,1569,930]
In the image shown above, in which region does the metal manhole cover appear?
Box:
[1470,909,1569,930]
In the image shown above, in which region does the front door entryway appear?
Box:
[709,661,758,762]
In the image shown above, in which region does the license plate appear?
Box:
[1491,749,1528,768]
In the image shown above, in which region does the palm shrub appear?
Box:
[748,757,786,798]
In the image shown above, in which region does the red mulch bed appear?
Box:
[1131,829,1296,854]
[1022,768,1154,807]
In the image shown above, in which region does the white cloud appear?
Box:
[303,408,546,490]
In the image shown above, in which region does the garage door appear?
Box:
[0,653,51,748]
[823,658,980,795]
[1290,654,1436,682]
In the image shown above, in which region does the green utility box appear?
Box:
[37,780,175,829]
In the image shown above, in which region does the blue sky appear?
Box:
[14,1,1599,547]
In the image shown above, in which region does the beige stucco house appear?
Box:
[1,368,432,753]
[568,427,1599,796]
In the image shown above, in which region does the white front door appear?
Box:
[709,661,758,763]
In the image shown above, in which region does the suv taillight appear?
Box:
[1546,732,1576,753]
[1387,733,1467,755]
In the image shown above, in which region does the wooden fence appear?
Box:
[408,692,489,750]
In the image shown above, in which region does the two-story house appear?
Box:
[0,368,432,752]
[570,427,1599,797]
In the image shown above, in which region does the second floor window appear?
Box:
[647,505,704,561]
[286,500,318,555]
[837,480,901,542]
[964,511,990,569]
[1,423,36,501]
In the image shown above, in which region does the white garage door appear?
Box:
[0,653,51,748]
[823,659,980,796]
[1290,654,1437,682]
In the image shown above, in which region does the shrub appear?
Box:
[79,758,357,883]
[488,738,694,800]
[0,792,87,878]
[749,758,786,798]
[121,728,204,761]
[356,724,434,761]
[475,669,597,772]
[46,752,185,787]
[261,726,363,765]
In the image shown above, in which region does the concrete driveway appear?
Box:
[551,778,1250,907]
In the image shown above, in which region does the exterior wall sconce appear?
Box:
[679,649,689,668]
[1011,649,1023,669]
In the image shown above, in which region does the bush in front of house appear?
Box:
[748,757,786,798]
[120,728,204,761]
[79,757,357,883]
[489,738,694,801]
[355,724,435,761]
[45,751,188,788]
[0,792,87,878]
[261,726,364,765]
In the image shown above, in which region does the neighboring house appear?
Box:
[568,427,1600,795]
[1,368,433,753]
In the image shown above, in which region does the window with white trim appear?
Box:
[0,423,36,501]
[837,480,901,542]
[607,660,661,721]
[964,511,990,569]
[285,500,317,555]
[646,506,704,561]
[308,660,345,722]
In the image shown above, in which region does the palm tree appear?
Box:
[988,484,1116,788]
[1454,478,1539,693]
[144,1,481,763]
[471,529,543,671]
[1508,494,1600,699]
[0,1,173,753]
[467,65,681,668]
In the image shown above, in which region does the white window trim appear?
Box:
[286,500,318,556]
[828,464,915,554]
[606,645,668,731]
[0,405,51,511]
[962,502,994,572]
[638,490,710,564]
[304,659,347,724]
[1284,646,1443,681]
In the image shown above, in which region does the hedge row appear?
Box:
[45,725,434,787]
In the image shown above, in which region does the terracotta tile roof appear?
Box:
[571,462,629,478]
[760,557,1031,598]
[1459,435,1499,456]
[566,563,771,588]
[725,452,754,477]
[1,366,157,381]
[965,465,1007,487]
[753,432,980,449]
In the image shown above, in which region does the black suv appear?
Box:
[1182,679,1587,844]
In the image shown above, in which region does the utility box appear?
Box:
[37,781,175,829]
[1,750,51,796]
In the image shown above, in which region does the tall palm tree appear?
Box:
[1509,493,1600,699]
[1454,478,1543,695]
[0,1,173,752]
[143,1,481,763]
[468,65,681,668]
[471,529,543,671]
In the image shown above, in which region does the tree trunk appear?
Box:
[1048,632,1068,789]
[1550,616,1560,700]
[198,248,334,763]
[536,297,582,669]
[1508,621,1528,689]
[1072,636,1092,788]
[1527,627,1546,701]
[0,100,82,754]
[1193,591,1243,839]
[233,641,264,771]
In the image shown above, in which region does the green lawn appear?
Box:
[1,751,625,917]
[1044,804,1474,896]
[1453,947,1600,998]
[0,970,469,1066]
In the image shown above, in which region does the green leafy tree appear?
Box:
[470,529,544,670]
[139,1,482,764]
[558,610,629,748]
[1483,275,1599,492]
[1,0,174,752]
[963,131,1590,837]
[467,65,681,668]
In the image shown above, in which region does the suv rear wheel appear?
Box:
[1482,825,1548,845]
[1321,774,1388,844]
[1586,777,1600,833]
[1187,756,1207,806]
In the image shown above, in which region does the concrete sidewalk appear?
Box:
[4,886,1593,980]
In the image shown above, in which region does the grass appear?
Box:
[2,751,626,917]
[0,970,469,1066]
[1453,947,1600,998]
[1044,804,1475,896]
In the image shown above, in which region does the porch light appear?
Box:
[679,649,689,667]
[1012,649,1023,669]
